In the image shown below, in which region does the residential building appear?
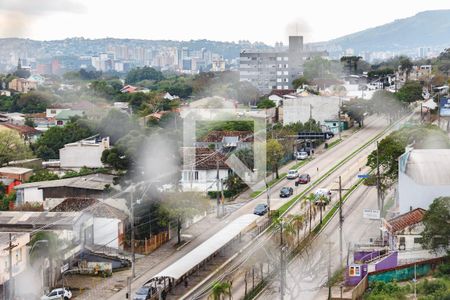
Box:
[46,105,70,118]
[0,232,31,293]
[384,208,426,252]
[0,112,25,125]
[346,246,398,286]
[54,109,84,126]
[0,123,41,142]
[51,198,127,250]
[180,148,230,192]
[59,136,110,169]
[0,167,33,182]
[282,95,342,125]
[398,149,450,213]
[240,36,325,93]
[195,130,253,151]
[8,78,37,93]
[14,173,115,209]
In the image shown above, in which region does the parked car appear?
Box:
[280,187,294,198]
[286,169,299,179]
[133,286,153,300]
[314,188,332,205]
[41,288,72,300]
[294,151,308,160]
[300,147,315,155]
[324,131,335,139]
[253,203,269,216]
[295,174,311,186]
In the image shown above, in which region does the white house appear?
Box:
[51,198,127,250]
[385,208,426,252]
[181,148,230,192]
[46,106,70,118]
[282,95,342,125]
[195,130,253,151]
[60,137,110,170]
[398,149,450,214]
[0,232,30,290]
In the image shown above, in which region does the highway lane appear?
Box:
[108,115,389,300]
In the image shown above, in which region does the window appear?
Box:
[277,78,282,83]
[276,71,282,75]
[277,85,282,90]
[283,57,288,61]
[283,85,289,90]
[15,248,22,263]
[349,266,361,277]
[399,237,405,245]
[283,71,289,75]
[51,109,56,114]
[285,64,289,68]
[278,64,282,68]
[414,237,422,244]
[194,171,199,180]
[284,78,289,82]
[276,57,282,61]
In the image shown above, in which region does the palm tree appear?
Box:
[305,193,316,234]
[290,214,305,247]
[399,56,413,81]
[210,281,232,300]
[316,195,328,225]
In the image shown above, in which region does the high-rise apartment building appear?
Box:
[239,36,305,93]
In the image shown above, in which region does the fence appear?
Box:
[351,275,368,300]
[367,257,446,284]
[125,231,170,255]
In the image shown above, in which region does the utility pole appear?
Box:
[327,241,332,300]
[265,179,271,218]
[338,176,343,269]
[376,141,381,211]
[279,220,285,300]
[338,97,342,140]
[216,160,220,218]
[130,189,136,279]
[5,233,17,300]
[220,179,225,216]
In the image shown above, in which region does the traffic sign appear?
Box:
[358,174,370,179]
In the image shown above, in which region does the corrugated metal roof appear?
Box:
[149,214,258,281]
[404,149,450,185]
[14,174,115,191]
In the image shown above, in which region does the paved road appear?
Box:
[259,185,380,300]
[107,116,388,300]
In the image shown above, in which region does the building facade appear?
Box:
[239,36,306,93]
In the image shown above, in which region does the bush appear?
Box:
[365,281,409,300]
[437,262,450,277]
[418,279,447,295]
[207,190,238,199]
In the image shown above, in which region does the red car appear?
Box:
[295,174,311,185]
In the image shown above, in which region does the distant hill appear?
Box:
[322,10,450,53]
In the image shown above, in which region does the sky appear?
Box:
[0,0,450,45]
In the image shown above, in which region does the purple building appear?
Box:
[346,248,398,286]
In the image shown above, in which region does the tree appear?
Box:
[223,173,246,196]
[16,91,55,113]
[0,131,33,165]
[289,214,305,247]
[266,139,285,179]
[101,147,129,170]
[421,197,450,252]
[210,281,232,300]
[236,81,259,106]
[305,193,317,234]
[304,56,342,80]
[256,98,276,109]
[396,81,423,103]
[160,192,210,245]
[125,66,164,84]
[342,99,367,127]
[292,76,310,89]
[399,56,413,81]
[340,56,362,75]
[34,120,93,160]
[28,169,59,182]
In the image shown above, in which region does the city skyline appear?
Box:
[1,0,450,44]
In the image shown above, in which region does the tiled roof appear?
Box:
[51,198,128,220]
[14,174,115,191]
[194,148,229,170]
[0,123,40,135]
[55,110,84,120]
[200,130,254,143]
[388,208,426,233]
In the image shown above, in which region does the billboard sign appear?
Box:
[440,97,450,117]
[363,208,380,220]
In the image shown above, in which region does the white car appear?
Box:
[41,288,72,300]
[286,169,299,179]
[314,188,332,204]
[295,151,308,160]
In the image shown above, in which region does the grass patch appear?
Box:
[327,138,342,149]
